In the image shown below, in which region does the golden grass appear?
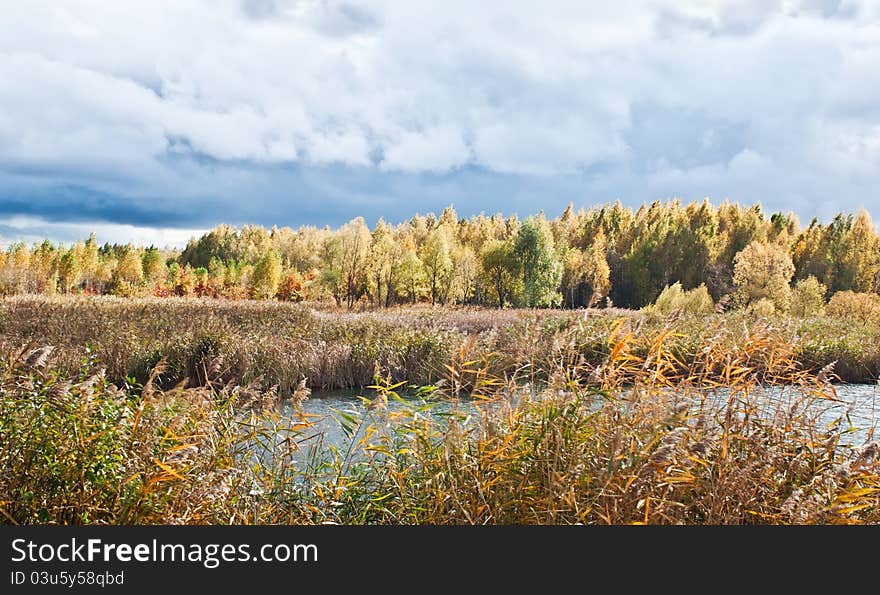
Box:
[1,305,877,525]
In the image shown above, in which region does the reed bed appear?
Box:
[2,295,880,399]
[1,311,877,525]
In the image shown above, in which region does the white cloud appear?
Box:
[0,216,204,249]
[381,126,469,172]
[307,129,372,166]
[0,0,879,228]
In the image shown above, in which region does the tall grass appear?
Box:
[1,315,877,525]
[312,320,879,524]
[3,295,880,396]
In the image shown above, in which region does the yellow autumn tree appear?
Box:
[733,240,794,312]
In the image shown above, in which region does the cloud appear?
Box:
[0,215,204,249]
[0,0,879,241]
[381,126,469,172]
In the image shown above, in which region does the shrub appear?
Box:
[749,297,776,317]
[733,241,794,312]
[277,273,304,302]
[826,290,880,323]
[646,282,714,316]
[789,276,826,317]
[111,280,141,298]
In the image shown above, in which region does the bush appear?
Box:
[749,297,776,317]
[827,291,880,323]
[790,276,826,317]
[646,282,714,316]
[733,241,794,312]
[277,273,304,302]
[111,280,142,298]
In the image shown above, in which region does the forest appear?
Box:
[2,199,880,314]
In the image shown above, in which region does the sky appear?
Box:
[1,0,879,247]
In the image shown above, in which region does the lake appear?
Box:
[275,382,879,456]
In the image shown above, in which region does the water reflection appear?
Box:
[266,383,879,463]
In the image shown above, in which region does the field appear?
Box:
[1,295,878,525]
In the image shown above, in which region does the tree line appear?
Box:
[1,199,878,312]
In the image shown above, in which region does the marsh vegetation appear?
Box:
[1,296,877,525]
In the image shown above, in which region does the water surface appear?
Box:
[279,383,879,452]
